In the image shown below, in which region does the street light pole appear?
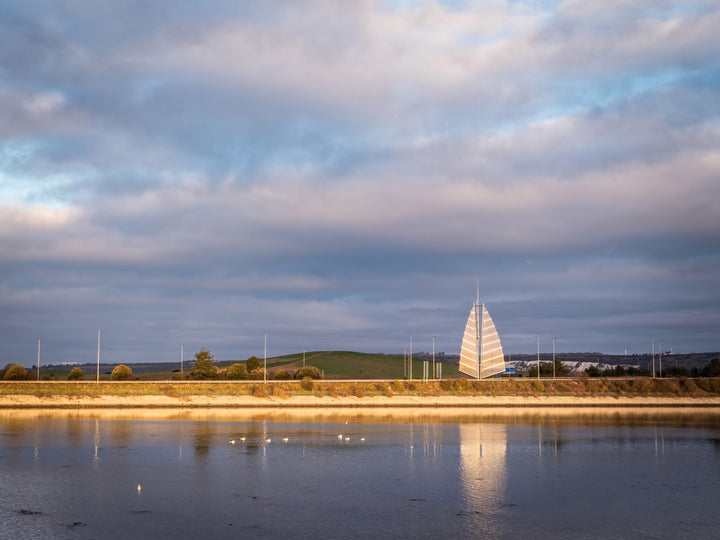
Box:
[409,332,413,381]
[553,337,556,378]
[651,337,655,378]
[432,335,436,379]
[37,339,41,381]
[96,328,101,384]
[659,339,663,378]
[536,335,540,379]
[181,345,184,377]
[264,332,267,383]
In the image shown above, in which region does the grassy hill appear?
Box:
[243,351,461,380]
[32,351,461,381]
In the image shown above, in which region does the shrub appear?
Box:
[391,380,405,393]
[3,364,28,380]
[252,384,268,397]
[248,367,266,380]
[111,364,133,381]
[301,376,314,391]
[294,366,323,380]
[453,378,468,392]
[227,363,249,380]
[67,367,85,381]
[273,369,292,380]
[680,377,699,395]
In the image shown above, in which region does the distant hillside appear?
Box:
[504,352,720,372]
[37,350,718,380]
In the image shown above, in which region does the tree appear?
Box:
[67,367,85,380]
[537,360,570,377]
[227,363,248,380]
[701,358,720,378]
[111,364,133,380]
[3,364,28,381]
[191,348,218,380]
[584,365,601,377]
[246,356,260,372]
[294,366,322,380]
[273,369,292,380]
[602,365,626,377]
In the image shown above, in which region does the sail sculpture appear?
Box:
[459,296,505,379]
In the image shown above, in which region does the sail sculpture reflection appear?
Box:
[459,423,507,534]
[459,289,505,378]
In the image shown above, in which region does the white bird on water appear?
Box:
[230,440,236,445]
[283,437,289,442]
[137,484,142,493]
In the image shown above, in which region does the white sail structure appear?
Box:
[459,294,505,379]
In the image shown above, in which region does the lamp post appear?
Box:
[552,337,556,378]
[96,328,101,384]
[658,339,663,378]
[409,332,413,381]
[536,336,540,379]
[432,336,436,380]
[181,345,184,377]
[37,339,41,381]
[264,332,267,383]
[651,337,655,378]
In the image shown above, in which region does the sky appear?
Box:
[1,0,719,367]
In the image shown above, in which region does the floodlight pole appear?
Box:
[37,339,41,381]
[264,332,267,383]
[181,345,184,376]
[432,335,436,379]
[651,337,655,378]
[536,336,540,379]
[553,337,556,378]
[409,332,413,381]
[96,328,101,384]
[658,340,663,378]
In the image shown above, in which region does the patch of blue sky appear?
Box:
[506,0,561,11]
[644,1,715,21]
[383,0,424,12]
[453,27,510,48]
[385,0,560,13]
[0,170,80,208]
[628,68,687,95]
[0,139,39,170]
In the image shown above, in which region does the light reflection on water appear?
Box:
[0,409,719,539]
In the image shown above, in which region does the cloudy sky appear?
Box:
[1,0,719,367]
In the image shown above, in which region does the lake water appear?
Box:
[1,409,719,539]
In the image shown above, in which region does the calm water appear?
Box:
[1,410,719,539]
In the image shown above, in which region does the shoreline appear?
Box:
[3,394,720,409]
